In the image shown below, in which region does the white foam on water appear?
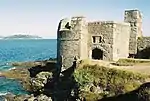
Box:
[0,92,8,96]
[8,67,16,70]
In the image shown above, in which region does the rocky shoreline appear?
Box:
[1,59,150,101]
[0,59,56,101]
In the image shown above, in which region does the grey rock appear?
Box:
[37,94,52,101]
[30,72,53,92]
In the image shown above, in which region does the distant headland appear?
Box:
[1,34,42,39]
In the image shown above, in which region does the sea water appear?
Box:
[0,39,57,95]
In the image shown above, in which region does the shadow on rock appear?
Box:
[136,47,150,59]
[99,82,150,101]
[28,61,57,77]
[28,59,80,101]
[46,60,80,101]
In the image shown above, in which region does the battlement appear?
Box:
[88,21,130,26]
[113,22,130,26]
[125,9,140,12]
[88,21,102,25]
[71,16,85,19]
[124,9,142,21]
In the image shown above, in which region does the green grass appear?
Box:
[73,64,150,100]
[114,58,150,66]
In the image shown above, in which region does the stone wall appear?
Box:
[113,22,130,61]
[57,16,88,70]
[78,17,89,59]
[124,9,142,55]
[124,10,142,38]
[88,21,114,60]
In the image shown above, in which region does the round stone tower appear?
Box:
[57,16,89,71]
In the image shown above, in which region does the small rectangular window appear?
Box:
[93,36,96,43]
[99,36,102,43]
[134,22,136,27]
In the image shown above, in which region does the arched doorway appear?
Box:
[92,48,103,60]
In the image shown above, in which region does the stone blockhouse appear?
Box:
[57,9,143,69]
[88,21,130,61]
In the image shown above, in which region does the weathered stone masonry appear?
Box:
[124,10,142,55]
[57,17,88,70]
[88,21,114,61]
[113,22,130,61]
[57,9,143,70]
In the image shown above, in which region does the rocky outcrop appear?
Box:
[2,59,150,101]
[73,60,149,101]
[30,72,53,93]
[4,93,52,101]
[99,82,150,101]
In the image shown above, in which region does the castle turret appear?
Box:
[57,16,88,71]
[124,9,142,56]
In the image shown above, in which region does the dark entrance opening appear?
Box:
[92,48,103,60]
[128,54,135,58]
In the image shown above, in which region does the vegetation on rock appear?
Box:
[30,72,53,93]
[73,62,150,101]
[4,94,52,101]
[3,59,150,101]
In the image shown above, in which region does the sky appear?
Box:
[0,0,149,39]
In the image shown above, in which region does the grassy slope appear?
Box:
[73,60,150,101]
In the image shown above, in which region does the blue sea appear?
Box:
[0,39,57,95]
